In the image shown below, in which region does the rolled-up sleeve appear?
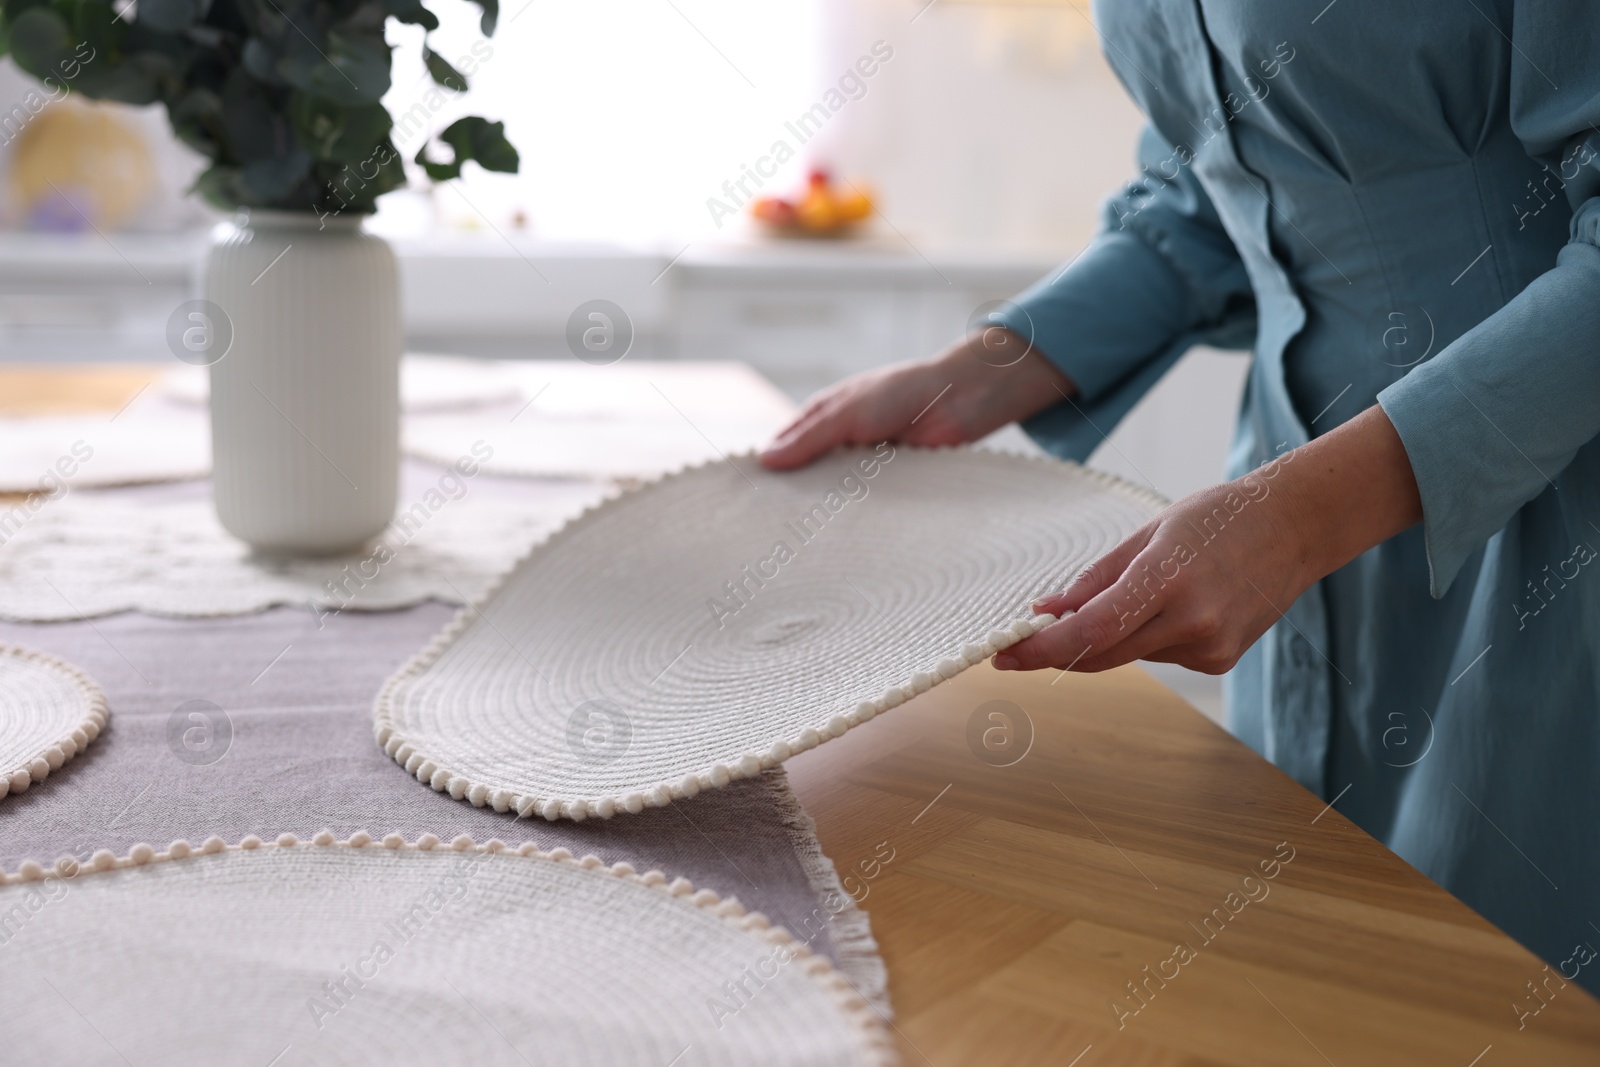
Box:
[993,125,1256,460]
[1376,9,1600,598]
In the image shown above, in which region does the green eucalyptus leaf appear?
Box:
[184,23,225,48]
[421,44,463,91]
[137,0,208,33]
[191,162,245,210]
[290,93,389,163]
[274,30,326,92]
[231,0,288,41]
[382,0,436,31]
[454,114,517,172]
[414,114,517,181]
[73,55,165,104]
[205,0,250,35]
[294,29,388,105]
[241,36,286,84]
[413,148,457,182]
[241,147,312,199]
[339,0,386,33]
[51,43,98,84]
[138,46,180,84]
[330,100,390,159]
[243,0,297,33]
[61,0,125,61]
[413,155,455,181]
[6,6,72,80]
[170,85,224,154]
[173,85,224,119]
[1,0,52,31]
[465,0,495,36]
[312,136,404,214]
[288,89,342,156]
[221,65,284,161]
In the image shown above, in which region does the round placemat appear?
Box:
[0,834,892,1066]
[0,645,107,800]
[374,446,1164,821]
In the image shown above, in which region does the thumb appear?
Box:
[1032,523,1154,616]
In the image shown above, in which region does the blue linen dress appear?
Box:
[994,1,1600,994]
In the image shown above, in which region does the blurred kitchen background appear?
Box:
[0,0,1247,717]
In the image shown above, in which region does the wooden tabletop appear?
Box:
[7,363,1600,1065]
[787,630,1600,1065]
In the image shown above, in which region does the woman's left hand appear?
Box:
[995,404,1424,675]
[999,467,1316,674]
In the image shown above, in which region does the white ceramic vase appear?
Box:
[205,211,400,556]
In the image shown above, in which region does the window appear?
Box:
[379,0,824,242]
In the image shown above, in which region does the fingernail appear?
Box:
[993,653,1018,671]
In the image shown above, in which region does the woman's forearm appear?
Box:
[1007,403,1424,676]
[1273,404,1423,586]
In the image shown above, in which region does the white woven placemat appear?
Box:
[0,835,892,1066]
[0,645,106,800]
[374,447,1164,821]
[0,410,209,493]
[0,486,603,622]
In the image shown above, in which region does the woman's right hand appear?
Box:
[758,329,1077,470]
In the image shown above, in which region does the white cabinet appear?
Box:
[0,233,194,363]
[676,285,901,396]
[669,244,1054,397]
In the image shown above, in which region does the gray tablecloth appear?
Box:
[0,603,859,970]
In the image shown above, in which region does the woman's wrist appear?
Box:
[932,329,1077,427]
[1269,404,1423,584]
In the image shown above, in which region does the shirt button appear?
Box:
[1290,635,1313,668]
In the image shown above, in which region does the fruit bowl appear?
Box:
[751,170,874,238]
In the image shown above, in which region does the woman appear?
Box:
[762,4,1600,997]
